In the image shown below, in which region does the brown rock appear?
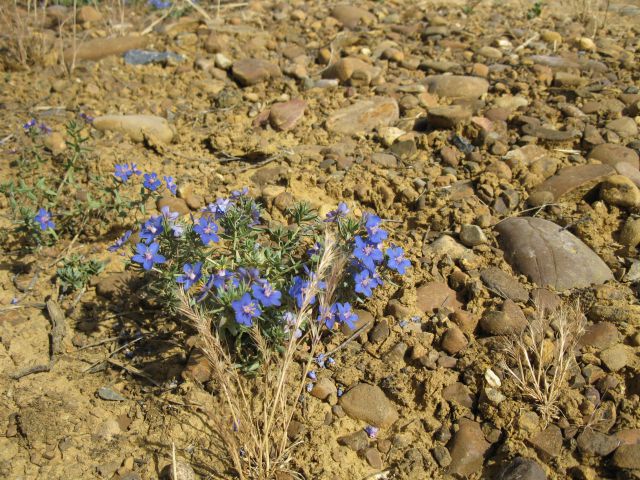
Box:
[479,300,527,336]
[441,326,468,355]
[339,384,398,428]
[599,175,640,208]
[331,4,375,28]
[157,196,190,216]
[530,164,614,203]
[415,282,462,314]
[322,57,380,85]
[231,58,281,86]
[365,447,383,469]
[613,444,640,469]
[77,5,102,23]
[93,115,175,144]
[269,99,306,131]
[451,310,478,333]
[588,144,639,169]
[495,217,613,291]
[326,97,399,135]
[311,377,337,401]
[427,105,472,128]
[447,419,490,477]
[528,425,563,461]
[442,382,474,408]
[579,322,620,350]
[619,217,640,247]
[64,35,148,63]
[423,75,489,99]
[338,430,369,451]
[480,267,529,303]
[600,344,628,372]
[576,429,619,457]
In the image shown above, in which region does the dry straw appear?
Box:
[501,300,585,424]
[178,231,347,479]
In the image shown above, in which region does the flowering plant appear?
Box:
[111,176,411,361]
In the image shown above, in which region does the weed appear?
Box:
[527,1,543,18]
[56,254,106,293]
[501,301,585,424]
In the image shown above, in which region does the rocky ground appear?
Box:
[1,0,640,478]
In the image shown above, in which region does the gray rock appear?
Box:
[339,384,398,428]
[576,429,619,456]
[338,430,369,451]
[97,387,126,401]
[423,75,489,99]
[619,218,640,247]
[527,425,563,461]
[480,267,529,302]
[326,97,399,135]
[460,224,488,247]
[447,419,490,477]
[123,49,183,65]
[498,457,546,480]
[613,444,640,470]
[600,344,628,372]
[495,217,613,291]
[521,123,579,142]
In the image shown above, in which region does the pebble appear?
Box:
[613,444,640,470]
[432,445,452,467]
[97,387,126,402]
[338,430,369,451]
[231,58,281,86]
[451,310,478,334]
[423,75,489,99]
[588,143,639,169]
[365,447,383,469]
[415,282,462,314]
[63,35,149,63]
[479,303,527,336]
[527,425,562,461]
[579,322,620,350]
[77,5,102,23]
[93,114,175,144]
[600,343,628,372]
[123,50,183,65]
[576,429,619,457]
[599,175,640,208]
[331,4,375,28]
[460,224,487,247]
[498,457,546,480]
[44,132,66,155]
[157,196,190,216]
[619,218,640,247]
[495,217,614,291]
[529,164,614,205]
[339,383,398,428]
[326,97,399,135]
[607,117,638,138]
[447,419,490,477]
[311,377,338,401]
[427,105,472,128]
[442,382,473,408]
[441,326,468,355]
[480,267,529,303]
[160,461,196,480]
[214,53,232,69]
[269,99,306,131]
[322,57,380,85]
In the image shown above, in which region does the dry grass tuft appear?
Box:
[178,231,347,480]
[501,301,585,424]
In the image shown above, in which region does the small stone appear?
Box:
[44,132,66,155]
[338,430,369,451]
[576,429,619,457]
[441,326,468,355]
[157,196,190,216]
[588,144,639,169]
[528,425,563,461]
[613,444,640,470]
[269,99,306,131]
[541,30,562,44]
[479,301,527,336]
[97,387,126,402]
[93,114,175,144]
[214,53,232,69]
[331,4,375,28]
[311,377,337,401]
[607,117,638,138]
[365,447,383,469]
[442,382,474,409]
[416,282,462,314]
[518,411,540,433]
[451,310,478,334]
[339,383,398,428]
[498,457,546,480]
[480,267,529,303]
[619,218,640,247]
[579,322,620,350]
[427,105,472,128]
[599,175,640,208]
[432,445,452,467]
[369,319,390,344]
[483,387,506,406]
[326,97,399,135]
[77,5,102,22]
[599,344,628,372]
[231,58,281,86]
[579,37,596,51]
[459,224,487,247]
[447,419,490,477]
[160,461,196,480]
[423,75,489,99]
[322,57,380,86]
[63,35,149,63]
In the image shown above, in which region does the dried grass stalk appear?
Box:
[178,231,347,479]
[501,301,585,423]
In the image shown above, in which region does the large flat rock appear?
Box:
[495,217,613,291]
[326,97,399,135]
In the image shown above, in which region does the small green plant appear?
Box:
[527,0,543,18]
[56,254,106,293]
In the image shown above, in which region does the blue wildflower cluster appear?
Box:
[112,191,411,358]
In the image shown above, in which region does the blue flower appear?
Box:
[177,262,203,291]
[114,164,130,182]
[23,119,37,131]
[325,202,349,222]
[148,0,171,8]
[193,217,219,245]
[282,311,302,339]
[161,206,179,222]
[307,241,322,257]
[128,163,141,176]
[354,269,382,297]
[34,208,55,231]
[386,246,411,274]
[289,275,319,308]
[131,242,166,270]
[237,267,260,285]
[39,123,51,135]
[143,172,162,191]
[107,230,132,252]
[335,303,358,330]
[364,425,379,439]
[204,198,233,219]
[79,112,94,123]
[163,176,177,195]
[231,293,261,326]
[231,187,249,198]
[353,236,383,271]
[252,281,282,307]
[249,205,261,226]
[139,216,164,243]
[307,370,317,381]
[317,304,337,329]
[365,214,387,243]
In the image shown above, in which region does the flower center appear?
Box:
[144,251,153,260]
[243,303,256,315]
